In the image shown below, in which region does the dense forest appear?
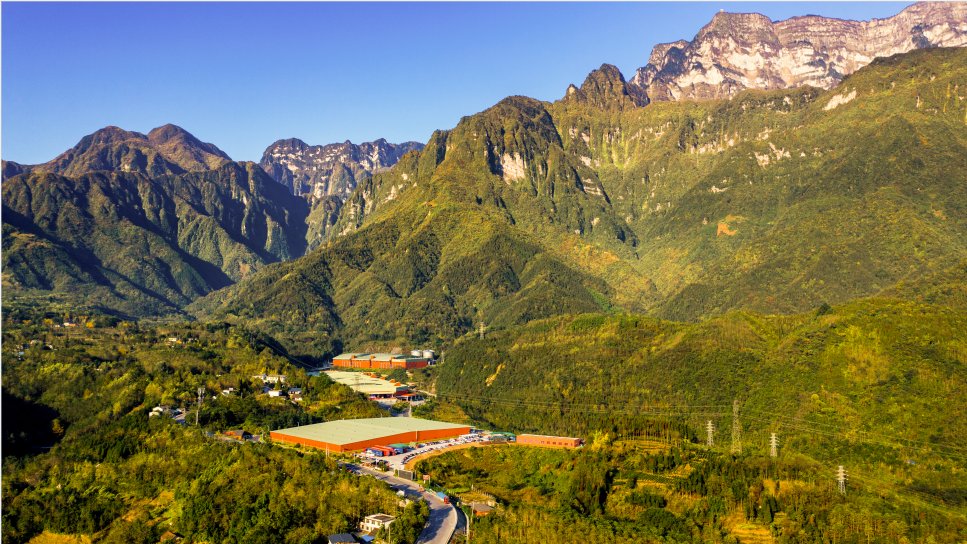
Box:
[417,299,967,542]
[417,440,966,543]
[0,307,426,544]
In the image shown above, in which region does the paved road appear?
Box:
[348,464,457,544]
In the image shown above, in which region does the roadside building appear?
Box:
[360,514,395,533]
[472,503,495,517]
[224,430,252,441]
[515,434,584,448]
[327,534,356,544]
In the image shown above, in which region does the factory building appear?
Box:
[333,353,431,370]
[270,417,471,453]
[515,434,584,448]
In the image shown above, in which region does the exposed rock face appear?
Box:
[630,2,967,101]
[259,137,423,200]
[563,64,649,108]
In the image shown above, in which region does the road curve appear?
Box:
[351,464,457,544]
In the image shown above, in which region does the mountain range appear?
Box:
[629,2,967,101]
[2,5,966,360]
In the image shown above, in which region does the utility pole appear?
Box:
[706,420,715,447]
[769,433,779,458]
[196,386,204,426]
[467,502,472,544]
[731,399,742,454]
[479,321,485,340]
[836,465,847,496]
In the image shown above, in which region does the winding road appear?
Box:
[348,464,458,544]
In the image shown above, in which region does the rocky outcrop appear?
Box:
[630,2,967,101]
[563,64,649,108]
[259,137,423,200]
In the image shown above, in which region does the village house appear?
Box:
[359,513,395,533]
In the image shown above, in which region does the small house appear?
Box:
[360,513,395,533]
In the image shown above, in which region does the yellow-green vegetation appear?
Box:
[418,441,965,543]
[1,311,427,544]
[430,297,966,539]
[194,48,967,358]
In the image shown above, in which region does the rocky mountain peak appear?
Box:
[629,2,967,102]
[147,124,231,171]
[259,137,423,200]
[80,126,147,147]
[564,64,649,108]
[8,124,232,179]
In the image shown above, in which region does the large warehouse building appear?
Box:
[332,353,430,370]
[325,371,408,397]
[270,417,471,452]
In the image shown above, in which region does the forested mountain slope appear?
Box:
[198,48,967,354]
[2,160,309,317]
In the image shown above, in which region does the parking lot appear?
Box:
[357,432,490,471]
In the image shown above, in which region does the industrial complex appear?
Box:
[332,352,433,370]
[270,417,471,452]
[325,371,409,397]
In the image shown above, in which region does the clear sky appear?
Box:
[2,2,910,164]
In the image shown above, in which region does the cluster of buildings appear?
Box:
[332,350,435,370]
[325,370,422,401]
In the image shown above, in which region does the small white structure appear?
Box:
[252,374,286,384]
[360,513,395,533]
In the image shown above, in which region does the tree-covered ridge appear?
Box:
[1,124,232,180]
[548,47,967,319]
[190,194,612,361]
[2,161,309,318]
[321,47,967,320]
[417,442,965,543]
[429,297,966,520]
[0,312,428,544]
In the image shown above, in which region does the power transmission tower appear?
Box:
[836,465,847,496]
[731,399,742,454]
[769,433,779,458]
[196,386,205,426]
[706,420,715,447]
[479,321,486,340]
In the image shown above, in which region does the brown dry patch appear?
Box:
[723,512,774,544]
[27,533,93,544]
[933,209,947,220]
[717,214,746,237]
[717,222,738,236]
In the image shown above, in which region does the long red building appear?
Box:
[332,352,430,370]
[516,434,584,448]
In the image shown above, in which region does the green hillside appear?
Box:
[0,312,428,544]
[196,48,967,356]
[2,161,308,317]
[428,297,966,516]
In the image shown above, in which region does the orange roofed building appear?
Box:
[333,352,430,370]
[516,434,584,448]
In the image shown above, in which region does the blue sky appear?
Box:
[3,2,910,164]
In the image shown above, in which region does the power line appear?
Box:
[731,399,741,454]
